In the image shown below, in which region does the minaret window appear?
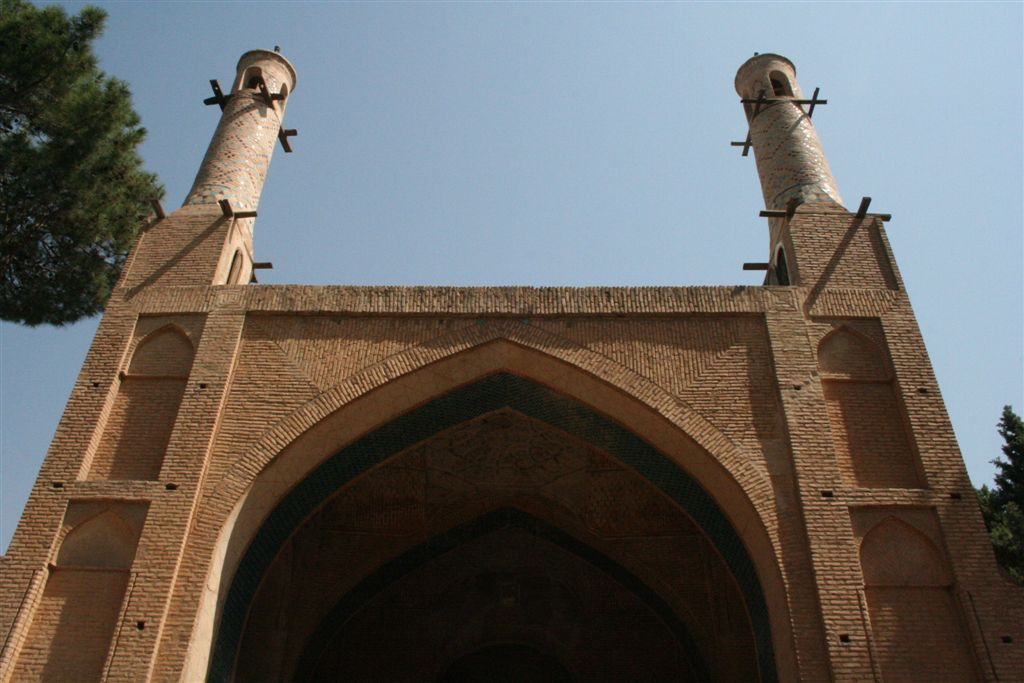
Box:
[242,66,263,90]
[774,246,790,285]
[769,71,793,97]
[227,249,243,285]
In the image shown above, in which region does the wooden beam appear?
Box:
[278,127,297,153]
[855,196,872,219]
[218,198,256,219]
[255,75,285,107]
[730,135,753,156]
[743,263,770,271]
[149,199,165,220]
[731,90,766,155]
[203,79,230,110]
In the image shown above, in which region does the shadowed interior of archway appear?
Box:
[208,373,777,682]
[290,508,712,681]
[439,642,572,683]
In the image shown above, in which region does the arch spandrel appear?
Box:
[175,325,796,681]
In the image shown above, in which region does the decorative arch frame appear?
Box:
[175,323,797,681]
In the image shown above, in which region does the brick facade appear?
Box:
[1,50,1021,682]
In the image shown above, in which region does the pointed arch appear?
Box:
[205,370,783,681]
[57,509,138,569]
[817,324,922,488]
[238,66,263,92]
[768,71,793,97]
[90,324,193,481]
[817,325,888,380]
[210,321,776,523]
[14,504,141,681]
[128,324,195,377]
[859,516,951,587]
[179,324,797,681]
[858,516,977,680]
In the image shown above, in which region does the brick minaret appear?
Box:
[735,54,850,286]
[185,49,296,213]
[735,53,843,211]
[116,49,296,292]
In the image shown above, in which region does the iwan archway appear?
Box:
[206,369,781,682]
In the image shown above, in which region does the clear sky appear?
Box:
[1,1,1021,553]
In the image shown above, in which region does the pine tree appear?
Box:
[977,406,1024,584]
[0,0,163,325]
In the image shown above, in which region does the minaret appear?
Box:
[185,49,297,212]
[735,54,842,211]
[117,49,297,292]
[735,54,854,287]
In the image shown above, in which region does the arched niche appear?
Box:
[288,509,717,682]
[817,325,921,488]
[201,353,788,682]
[768,71,793,98]
[127,324,195,377]
[88,325,194,481]
[774,246,791,286]
[57,509,139,569]
[11,502,147,680]
[226,250,244,286]
[858,516,977,681]
[859,517,951,587]
[817,326,888,381]
[238,65,263,92]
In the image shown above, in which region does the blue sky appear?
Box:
[1,1,1021,552]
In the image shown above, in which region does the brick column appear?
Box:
[101,304,246,681]
[0,305,138,676]
[765,305,878,681]
[881,302,1024,679]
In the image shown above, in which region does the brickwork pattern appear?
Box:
[815,321,922,488]
[87,318,198,482]
[4,278,1022,681]
[10,570,130,682]
[120,205,232,292]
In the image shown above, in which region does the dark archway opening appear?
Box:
[210,373,777,682]
[288,508,712,682]
[440,643,572,683]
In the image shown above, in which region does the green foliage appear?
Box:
[977,406,1024,585]
[0,0,163,325]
